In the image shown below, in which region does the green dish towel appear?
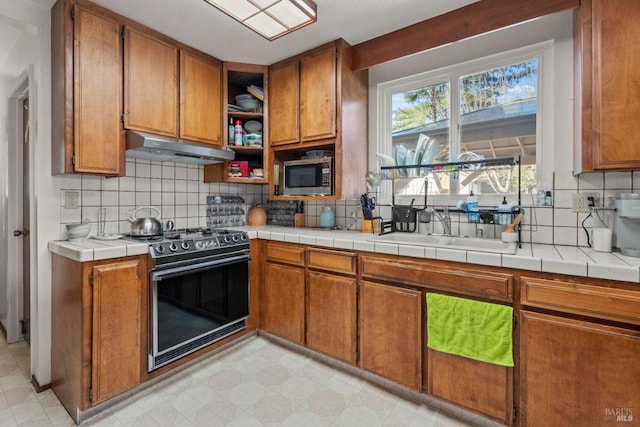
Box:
[426,293,514,367]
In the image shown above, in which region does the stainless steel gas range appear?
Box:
[128,228,251,371]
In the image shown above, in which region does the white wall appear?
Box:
[0,0,57,385]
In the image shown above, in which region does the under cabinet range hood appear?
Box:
[125,131,235,165]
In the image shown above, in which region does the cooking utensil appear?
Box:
[504,213,524,233]
[128,206,163,236]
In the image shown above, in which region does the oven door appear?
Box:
[149,253,250,371]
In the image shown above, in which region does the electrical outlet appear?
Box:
[572,192,599,213]
[65,191,79,209]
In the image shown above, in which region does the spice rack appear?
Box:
[206,195,246,228]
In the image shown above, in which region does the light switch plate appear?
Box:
[65,191,79,209]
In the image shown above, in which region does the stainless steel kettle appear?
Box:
[127,206,162,236]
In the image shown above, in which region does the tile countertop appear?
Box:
[48,226,640,283]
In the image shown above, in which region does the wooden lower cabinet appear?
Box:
[306,270,357,363]
[359,281,422,391]
[262,261,305,345]
[519,310,640,427]
[51,254,147,422]
[427,349,513,424]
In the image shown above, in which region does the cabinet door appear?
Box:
[359,281,422,390]
[591,0,640,169]
[180,50,222,145]
[73,5,123,174]
[300,46,336,142]
[262,262,305,344]
[91,259,145,404]
[124,27,178,137]
[520,310,640,427]
[427,349,513,424]
[306,271,357,364]
[269,60,300,146]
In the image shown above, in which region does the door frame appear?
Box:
[5,65,36,344]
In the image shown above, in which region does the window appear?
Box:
[378,43,550,202]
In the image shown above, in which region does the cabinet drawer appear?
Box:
[360,254,513,302]
[265,242,305,266]
[521,276,640,325]
[307,248,356,276]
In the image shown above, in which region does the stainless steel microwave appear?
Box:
[283,157,334,196]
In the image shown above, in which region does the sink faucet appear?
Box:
[425,207,451,235]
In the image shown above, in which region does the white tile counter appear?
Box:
[49,226,640,283]
[48,238,148,262]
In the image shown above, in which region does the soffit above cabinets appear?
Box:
[86,0,479,64]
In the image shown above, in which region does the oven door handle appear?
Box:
[152,254,250,281]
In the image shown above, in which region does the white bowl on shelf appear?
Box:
[235,94,259,111]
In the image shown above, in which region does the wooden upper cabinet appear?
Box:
[269,60,300,146]
[124,26,179,137]
[180,50,222,145]
[268,45,336,146]
[300,45,337,142]
[268,39,368,200]
[51,0,124,175]
[575,0,640,172]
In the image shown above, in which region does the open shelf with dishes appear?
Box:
[204,62,269,184]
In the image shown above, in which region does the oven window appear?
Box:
[155,261,249,353]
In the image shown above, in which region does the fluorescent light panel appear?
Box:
[205,0,317,40]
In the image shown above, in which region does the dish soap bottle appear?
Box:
[467,191,479,223]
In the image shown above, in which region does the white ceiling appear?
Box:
[12,0,479,65]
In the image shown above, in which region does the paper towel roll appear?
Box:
[592,228,612,252]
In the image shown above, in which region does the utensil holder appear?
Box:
[392,205,418,232]
[362,219,381,234]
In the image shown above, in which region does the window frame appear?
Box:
[375,41,554,202]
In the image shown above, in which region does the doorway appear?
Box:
[5,66,34,345]
[20,97,30,343]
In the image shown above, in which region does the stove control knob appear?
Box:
[155,245,165,254]
[223,236,231,244]
[232,235,239,243]
[240,234,248,241]
[195,241,205,250]
[181,241,190,250]
[169,243,178,252]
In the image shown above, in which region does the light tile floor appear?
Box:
[1,335,485,426]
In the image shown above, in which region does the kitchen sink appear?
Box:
[369,233,518,254]
[368,233,442,245]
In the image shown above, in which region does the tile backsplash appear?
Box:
[58,160,267,239]
[60,161,640,249]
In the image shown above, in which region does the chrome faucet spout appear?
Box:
[425,207,451,235]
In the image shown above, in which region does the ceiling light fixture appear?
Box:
[204,0,317,41]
